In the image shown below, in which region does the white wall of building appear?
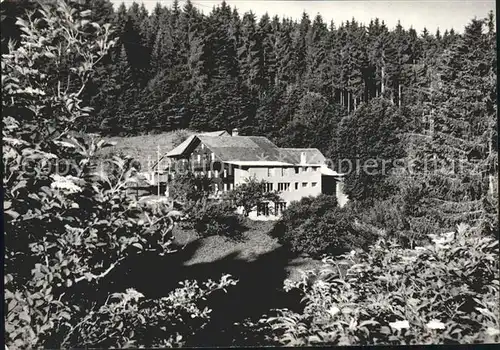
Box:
[234,165,322,203]
[232,165,325,220]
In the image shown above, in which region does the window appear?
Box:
[211,152,215,161]
[302,182,308,188]
[197,154,201,162]
[274,202,287,215]
[280,168,285,176]
[295,182,299,190]
[229,183,233,190]
[214,170,219,178]
[223,183,227,192]
[257,202,270,216]
[278,183,290,191]
[223,169,228,177]
[263,183,274,192]
[267,168,274,177]
[201,144,205,150]
[207,170,212,178]
[312,182,317,187]
[294,167,300,174]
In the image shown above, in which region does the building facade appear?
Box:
[163,129,347,219]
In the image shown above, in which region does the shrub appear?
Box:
[189,199,244,238]
[262,223,500,346]
[224,177,281,217]
[272,195,373,257]
[168,172,212,207]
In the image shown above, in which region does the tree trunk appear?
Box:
[488,174,496,198]
[347,91,351,113]
[429,110,434,136]
[381,66,385,95]
[398,84,402,107]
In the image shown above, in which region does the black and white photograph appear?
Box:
[2,0,498,348]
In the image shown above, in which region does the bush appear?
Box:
[224,177,281,217]
[168,172,213,211]
[272,195,373,257]
[189,199,244,238]
[262,223,500,346]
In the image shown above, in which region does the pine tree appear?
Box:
[405,17,497,232]
[259,13,276,91]
[337,98,407,201]
[238,11,263,91]
[274,17,294,85]
[303,14,329,94]
[291,12,310,82]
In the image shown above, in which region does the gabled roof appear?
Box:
[166,130,228,157]
[165,133,327,166]
[199,130,230,136]
[197,135,296,163]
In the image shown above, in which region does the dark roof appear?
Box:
[166,134,326,165]
[165,131,229,157]
[199,130,230,136]
[196,135,294,162]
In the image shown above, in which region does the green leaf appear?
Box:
[132,243,143,250]
[60,311,71,320]
[380,326,392,334]
[8,299,17,312]
[5,210,19,219]
[19,312,31,323]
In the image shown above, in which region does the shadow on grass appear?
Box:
[103,236,304,347]
[184,246,305,347]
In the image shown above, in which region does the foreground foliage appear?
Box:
[3,2,236,348]
[272,195,375,257]
[262,224,499,346]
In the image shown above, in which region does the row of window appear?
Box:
[267,166,317,177]
[216,183,233,192]
[264,182,318,192]
[195,150,215,162]
[257,201,287,216]
[194,170,228,178]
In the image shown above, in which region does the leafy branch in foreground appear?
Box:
[3,1,237,348]
[261,223,499,346]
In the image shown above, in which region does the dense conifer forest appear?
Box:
[2,0,497,230]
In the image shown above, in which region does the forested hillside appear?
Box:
[1,1,492,136]
[2,0,497,232]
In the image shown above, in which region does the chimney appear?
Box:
[300,152,306,164]
[232,128,239,136]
